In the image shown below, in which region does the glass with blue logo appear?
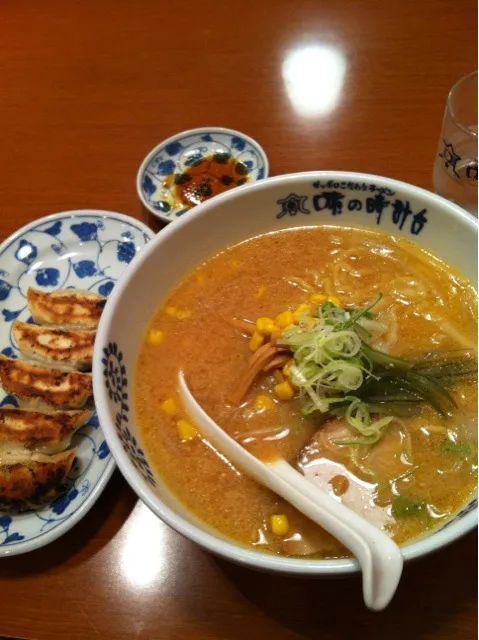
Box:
[433,71,477,216]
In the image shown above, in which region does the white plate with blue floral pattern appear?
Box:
[136,126,269,223]
[0,210,154,556]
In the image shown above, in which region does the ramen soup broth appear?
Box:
[135,226,478,559]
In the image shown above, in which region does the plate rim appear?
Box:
[0,209,155,257]
[0,209,154,557]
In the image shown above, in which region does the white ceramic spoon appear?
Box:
[178,372,403,611]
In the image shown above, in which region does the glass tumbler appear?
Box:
[433,71,478,216]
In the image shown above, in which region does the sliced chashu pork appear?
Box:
[298,419,410,483]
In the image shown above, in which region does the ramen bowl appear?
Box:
[94,172,478,576]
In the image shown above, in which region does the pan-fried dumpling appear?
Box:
[0,355,93,410]
[0,449,76,511]
[0,407,91,455]
[27,288,106,330]
[12,320,95,371]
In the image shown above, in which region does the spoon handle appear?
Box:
[178,372,402,611]
[268,459,403,610]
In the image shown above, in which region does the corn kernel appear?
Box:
[196,274,205,284]
[255,285,266,299]
[230,260,240,271]
[270,514,289,536]
[176,309,191,320]
[309,293,328,305]
[147,329,164,346]
[275,310,294,329]
[177,419,197,441]
[292,303,311,322]
[274,380,294,401]
[166,306,177,317]
[160,398,176,415]
[248,331,265,352]
[254,394,274,411]
[255,317,279,336]
[328,295,342,307]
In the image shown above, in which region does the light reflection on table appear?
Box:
[118,501,171,590]
[282,45,347,117]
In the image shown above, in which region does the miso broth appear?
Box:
[135,227,477,559]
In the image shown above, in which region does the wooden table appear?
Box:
[0,1,477,638]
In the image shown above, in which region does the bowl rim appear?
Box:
[135,126,270,222]
[95,171,478,575]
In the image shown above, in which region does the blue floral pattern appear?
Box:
[102,342,156,486]
[165,141,183,156]
[1,348,16,359]
[15,240,37,266]
[139,129,268,221]
[0,516,25,544]
[99,281,114,297]
[98,441,110,459]
[35,267,60,287]
[51,487,79,515]
[72,260,97,278]
[0,394,18,407]
[0,211,154,554]
[43,221,62,236]
[71,222,98,241]
[117,241,136,264]
[2,309,21,322]
[0,280,12,301]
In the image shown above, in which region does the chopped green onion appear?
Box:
[277,294,476,446]
[391,496,427,518]
[335,294,383,331]
[441,441,474,457]
[332,399,394,445]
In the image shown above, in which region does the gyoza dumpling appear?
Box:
[27,288,106,330]
[12,320,95,371]
[0,355,93,410]
[0,407,92,455]
[0,449,76,511]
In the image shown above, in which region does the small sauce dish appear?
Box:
[136,127,269,223]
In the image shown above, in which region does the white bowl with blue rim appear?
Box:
[136,127,269,223]
[0,210,154,556]
[94,173,477,577]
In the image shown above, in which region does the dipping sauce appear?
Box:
[172,153,250,207]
